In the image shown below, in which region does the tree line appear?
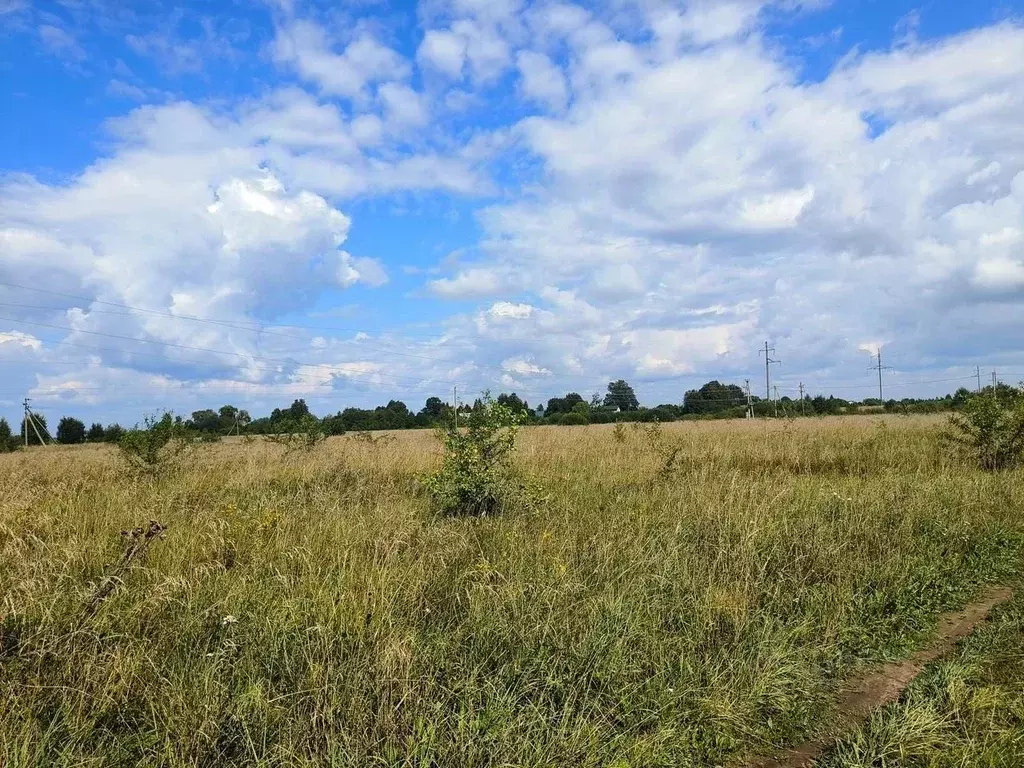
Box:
[0,379,997,449]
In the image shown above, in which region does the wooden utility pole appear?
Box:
[22,398,47,447]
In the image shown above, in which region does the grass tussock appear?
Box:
[0,415,1022,767]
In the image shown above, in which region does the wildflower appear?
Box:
[222,615,238,625]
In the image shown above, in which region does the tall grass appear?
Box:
[1,416,1022,766]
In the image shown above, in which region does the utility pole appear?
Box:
[798,382,805,415]
[22,398,28,448]
[744,379,753,419]
[772,385,780,418]
[992,371,998,403]
[867,347,893,403]
[22,397,47,447]
[453,385,458,428]
[975,365,982,393]
[759,341,780,404]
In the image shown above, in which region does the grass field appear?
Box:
[1,415,1022,767]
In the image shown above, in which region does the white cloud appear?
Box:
[352,257,390,287]
[452,18,1024,391]
[488,301,533,319]
[378,82,429,128]
[106,79,149,100]
[273,20,409,97]
[428,268,505,298]
[624,321,756,375]
[38,24,86,62]
[0,330,42,350]
[417,29,466,77]
[501,358,551,376]
[740,186,815,229]
[973,258,1024,290]
[516,50,568,110]
[590,263,644,299]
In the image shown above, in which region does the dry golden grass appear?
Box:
[1,415,1022,766]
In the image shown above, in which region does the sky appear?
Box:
[1,0,1024,426]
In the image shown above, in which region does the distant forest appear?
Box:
[4,378,1003,447]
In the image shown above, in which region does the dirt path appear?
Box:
[747,585,1014,768]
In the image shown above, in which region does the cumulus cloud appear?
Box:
[428,268,505,298]
[0,330,42,351]
[457,18,1024,393]
[378,82,429,128]
[418,29,466,77]
[501,358,551,376]
[516,50,568,110]
[488,301,533,319]
[273,20,409,97]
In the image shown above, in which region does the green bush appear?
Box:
[118,413,187,474]
[263,415,327,452]
[422,394,528,516]
[946,388,1024,470]
[559,412,588,426]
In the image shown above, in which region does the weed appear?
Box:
[118,412,188,474]
[84,520,167,616]
[350,430,396,447]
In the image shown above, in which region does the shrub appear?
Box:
[263,415,327,452]
[612,422,627,443]
[946,389,1024,470]
[559,412,588,426]
[422,394,528,516]
[119,413,188,474]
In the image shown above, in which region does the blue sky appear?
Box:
[1,0,1024,426]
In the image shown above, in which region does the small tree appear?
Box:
[119,413,187,473]
[422,393,526,516]
[0,417,15,452]
[947,389,1024,470]
[87,422,106,442]
[105,423,125,443]
[57,416,87,444]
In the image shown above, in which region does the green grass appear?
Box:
[0,416,1022,766]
